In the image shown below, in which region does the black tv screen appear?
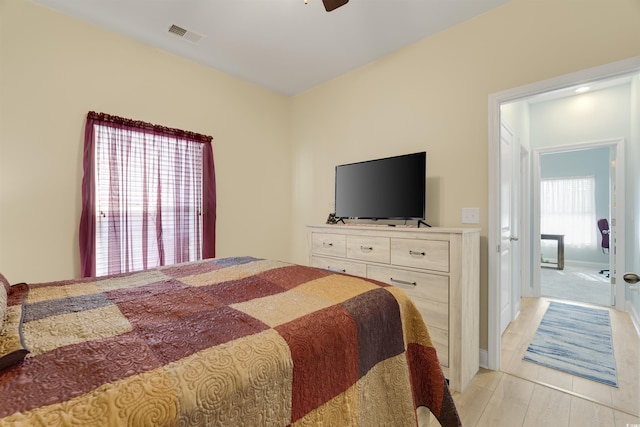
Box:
[335,152,426,220]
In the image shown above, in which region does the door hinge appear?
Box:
[496,244,500,253]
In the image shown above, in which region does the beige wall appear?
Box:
[289,0,640,351]
[0,0,292,283]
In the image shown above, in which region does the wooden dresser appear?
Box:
[307,224,480,392]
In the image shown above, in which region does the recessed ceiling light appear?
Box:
[575,86,590,93]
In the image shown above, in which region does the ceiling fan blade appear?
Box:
[322,0,349,12]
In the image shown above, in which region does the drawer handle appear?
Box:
[390,278,417,287]
[323,242,334,248]
[360,246,373,251]
[409,250,426,256]
[327,266,346,273]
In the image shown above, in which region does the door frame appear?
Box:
[531,140,625,306]
[517,143,530,309]
[487,56,640,371]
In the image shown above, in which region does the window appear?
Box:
[80,112,216,277]
[540,176,596,248]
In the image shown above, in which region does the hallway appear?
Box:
[438,297,639,426]
[500,297,638,416]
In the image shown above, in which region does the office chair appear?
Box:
[597,218,609,277]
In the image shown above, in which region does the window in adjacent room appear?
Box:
[540,176,597,248]
[79,112,216,277]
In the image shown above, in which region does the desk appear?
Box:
[541,234,564,270]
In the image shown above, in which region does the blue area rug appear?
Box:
[523,301,617,387]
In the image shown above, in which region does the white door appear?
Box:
[608,151,617,306]
[499,123,516,334]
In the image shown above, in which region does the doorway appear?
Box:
[536,145,616,308]
[487,56,640,371]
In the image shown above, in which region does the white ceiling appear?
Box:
[525,75,634,104]
[32,0,509,96]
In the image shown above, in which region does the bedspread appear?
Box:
[0,257,460,426]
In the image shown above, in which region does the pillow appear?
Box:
[0,273,8,335]
[0,282,30,370]
[0,272,10,296]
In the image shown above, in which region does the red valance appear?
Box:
[87,111,212,144]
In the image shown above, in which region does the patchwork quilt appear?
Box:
[0,257,460,426]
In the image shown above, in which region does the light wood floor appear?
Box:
[431,297,640,427]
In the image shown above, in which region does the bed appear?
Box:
[0,257,461,426]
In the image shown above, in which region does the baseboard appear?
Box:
[479,348,489,370]
[627,301,640,337]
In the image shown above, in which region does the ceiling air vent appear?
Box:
[168,24,204,44]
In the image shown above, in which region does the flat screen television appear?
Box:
[334,151,426,222]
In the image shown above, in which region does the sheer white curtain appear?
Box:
[94,125,204,276]
[540,176,597,248]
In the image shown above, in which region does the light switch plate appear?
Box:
[461,208,480,224]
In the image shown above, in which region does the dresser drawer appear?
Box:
[310,256,367,277]
[426,326,449,367]
[311,233,346,257]
[346,236,390,263]
[392,288,449,366]
[366,265,449,304]
[390,238,450,272]
[408,296,449,335]
[368,265,449,361]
